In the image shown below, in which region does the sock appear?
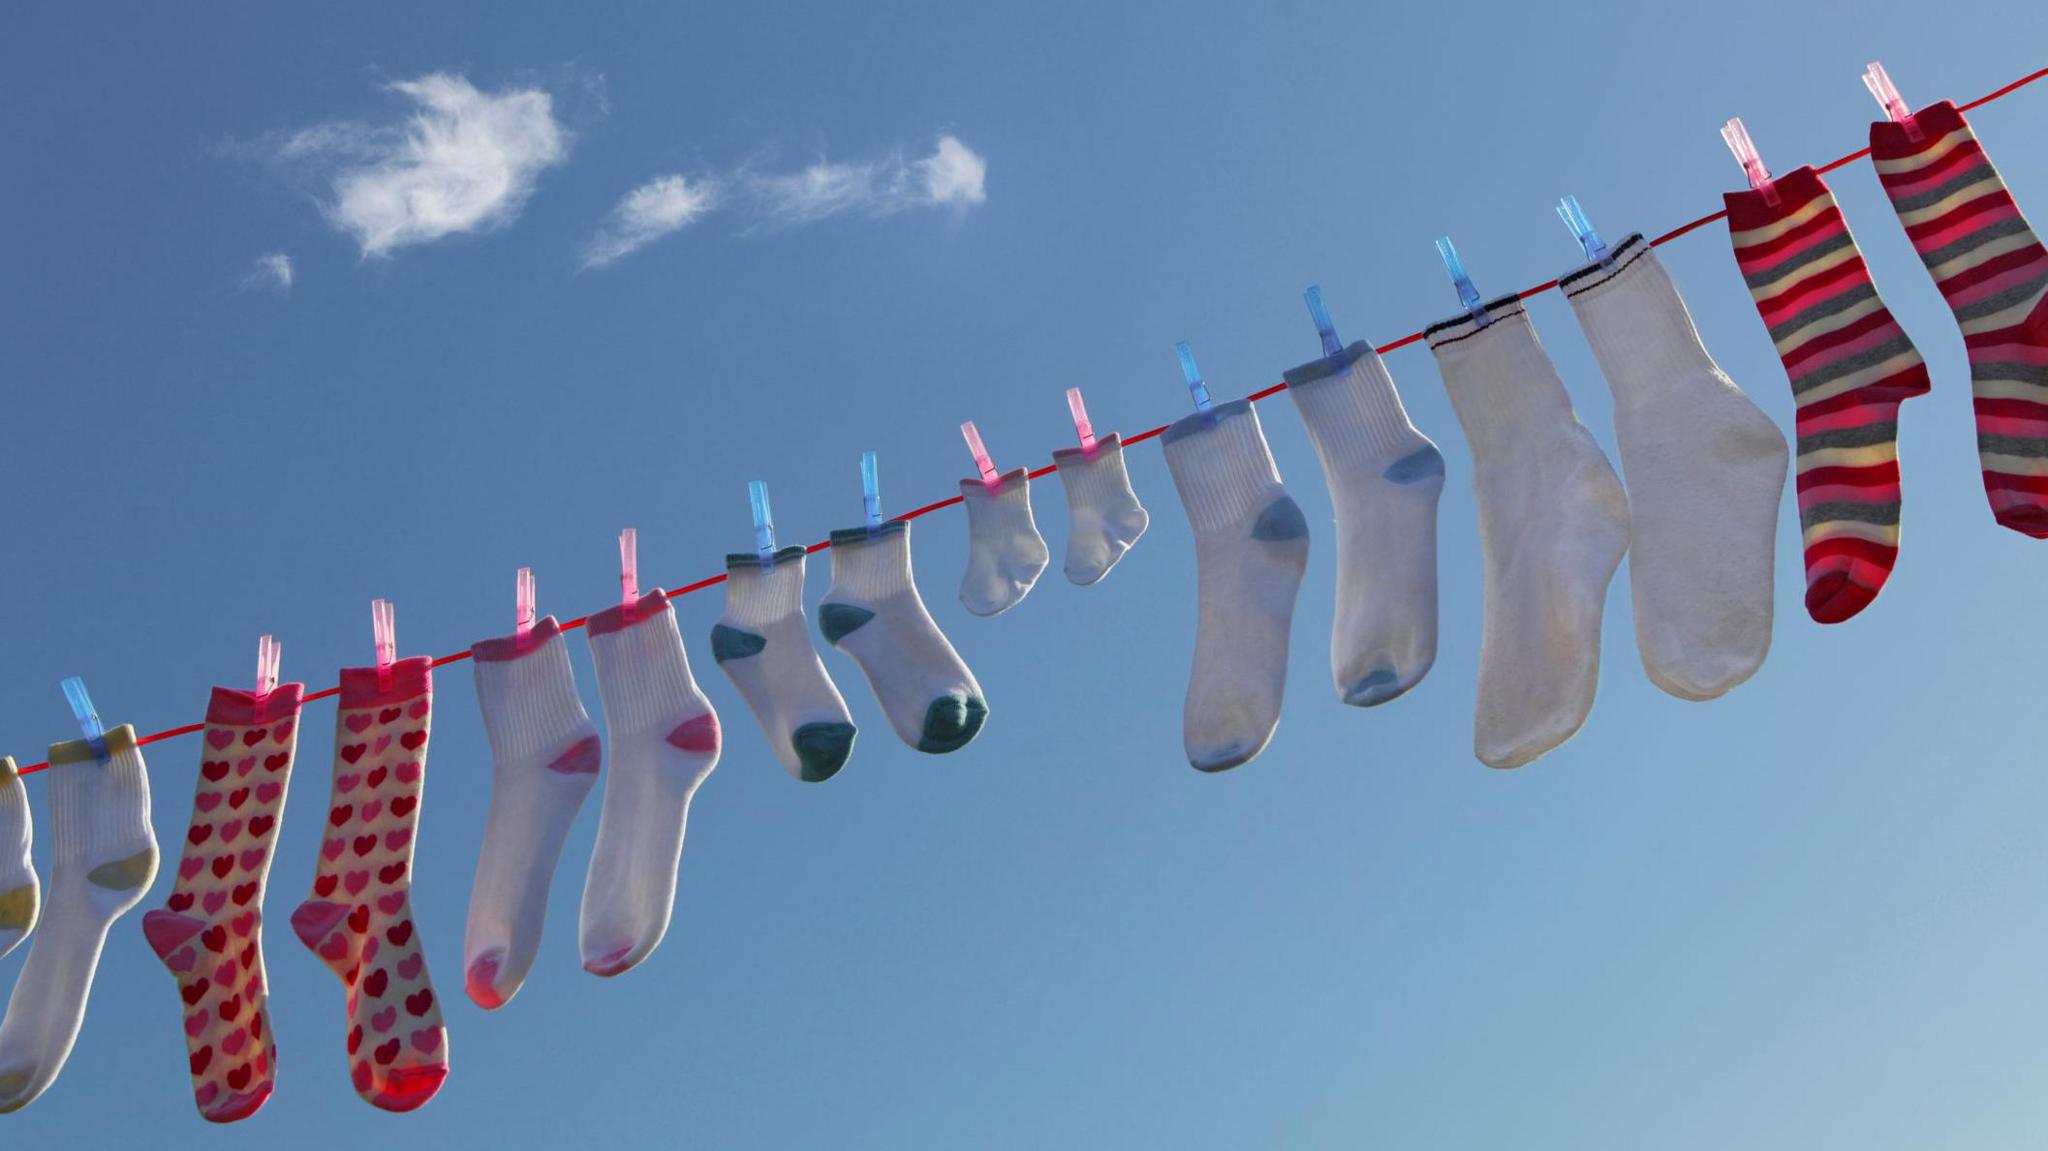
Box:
[141,686,301,1123]
[0,759,36,961]
[288,657,447,1112]
[580,591,720,977]
[463,616,601,1009]
[1282,341,1445,707]
[1727,168,1930,623]
[1873,100,2048,537]
[819,521,988,753]
[1053,432,1150,585]
[711,547,859,782]
[1561,235,1790,697]
[1160,398,1309,772]
[1427,299,1630,769]
[958,468,1050,616]
[0,727,158,1113]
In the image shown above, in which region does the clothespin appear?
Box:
[253,634,281,723]
[1556,195,1611,264]
[1304,286,1344,358]
[1863,61,1922,142]
[960,421,1000,486]
[1435,236,1490,327]
[371,599,397,691]
[60,675,109,762]
[618,529,639,604]
[515,568,536,637]
[1065,387,1098,453]
[749,481,777,559]
[861,451,882,529]
[1175,341,1213,414]
[1720,117,1779,207]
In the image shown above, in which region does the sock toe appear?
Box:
[202,1081,273,1124]
[582,943,643,978]
[371,1063,448,1112]
[465,951,509,1009]
[1806,570,1880,624]
[0,1068,34,1112]
[791,722,857,782]
[1342,668,1410,708]
[1996,505,2048,538]
[1188,742,1258,773]
[917,694,987,754]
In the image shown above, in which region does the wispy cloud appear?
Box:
[280,73,570,257]
[580,174,720,269]
[747,134,987,225]
[243,252,293,292]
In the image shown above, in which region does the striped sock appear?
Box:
[1726,166,1930,623]
[1872,100,2048,538]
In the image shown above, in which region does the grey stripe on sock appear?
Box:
[1745,230,1854,291]
[1978,433,2048,459]
[1887,162,1999,215]
[1800,501,1902,530]
[1971,361,2048,386]
[1799,421,1900,453]
[1790,333,1919,396]
[1920,214,2035,273]
[1769,281,1878,344]
[1955,272,2048,325]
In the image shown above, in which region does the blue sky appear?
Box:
[4,1,2048,1146]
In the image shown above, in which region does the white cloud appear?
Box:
[748,134,987,225]
[580,174,720,269]
[917,135,987,206]
[283,73,569,257]
[244,252,293,292]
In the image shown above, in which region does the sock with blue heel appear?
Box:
[713,547,859,781]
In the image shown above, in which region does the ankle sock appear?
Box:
[580,591,720,978]
[959,468,1050,616]
[1427,300,1630,768]
[463,617,601,1009]
[1873,100,2048,537]
[1727,167,1930,622]
[1052,433,1150,585]
[1562,236,1789,697]
[712,547,858,782]
[820,521,988,754]
[1282,340,1444,708]
[143,685,301,1122]
[1160,399,1309,772]
[0,759,36,961]
[289,657,447,1112]
[0,727,158,1113]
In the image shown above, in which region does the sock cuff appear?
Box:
[46,730,153,870]
[1725,166,1839,233]
[206,684,306,727]
[1870,100,1970,163]
[721,549,808,627]
[1283,340,1425,462]
[1562,237,1726,394]
[1427,306,1579,453]
[473,614,563,663]
[338,657,433,709]
[587,598,704,736]
[1054,434,1139,508]
[0,759,27,857]
[473,628,595,762]
[960,468,1040,537]
[1162,399,1284,532]
[826,521,917,601]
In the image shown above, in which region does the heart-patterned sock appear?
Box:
[141,685,301,1123]
[0,758,37,961]
[288,657,447,1112]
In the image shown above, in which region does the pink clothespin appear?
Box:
[371,599,397,692]
[619,529,639,604]
[1066,387,1098,453]
[515,567,537,637]
[960,421,1000,486]
[1721,117,1778,207]
[1864,61,1923,142]
[253,634,281,723]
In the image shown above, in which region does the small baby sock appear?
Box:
[712,547,859,782]
[464,616,601,1009]
[958,468,1050,616]
[1562,235,1789,698]
[1160,399,1309,772]
[1282,340,1445,707]
[580,591,720,978]
[142,685,301,1123]
[819,521,988,754]
[0,727,158,1113]
[1427,299,1630,769]
[0,759,36,961]
[1053,433,1150,585]
[289,657,447,1112]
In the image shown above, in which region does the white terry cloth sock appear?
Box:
[580,592,720,978]
[0,759,37,961]
[1427,298,1631,770]
[1282,340,1446,708]
[958,468,1050,616]
[1053,433,1150,585]
[1561,235,1788,700]
[464,616,603,1008]
[819,521,988,754]
[712,547,859,782]
[1160,398,1310,773]
[0,727,158,1113]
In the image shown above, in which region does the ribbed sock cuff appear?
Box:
[961,468,1039,537]
[1054,434,1138,508]
[46,727,153,870]
[588,600,702,736]
[826,521,917,601]
[205,684,306,727]
[474,629,594,762]
[722,550,808,627]
[1870,99,1968,161]
[338,657,433,708]
[1162,399,1284,532]
[1284,339,1424,463]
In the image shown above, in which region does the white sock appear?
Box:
[1427,299,1631,769]
[1562,237,1788,700]
[0,728,157,1112]
[1053,433,1150,585]
[819,521,988,754]
[711,547,859,782]
[579,592,719,977]
[1282,341,1446,707]
[464,616,602,1008]
[0,760,37,961]
[1161,399,1310,772]
[958,468,1049,616]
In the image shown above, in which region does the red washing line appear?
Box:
[15,64,2048,777]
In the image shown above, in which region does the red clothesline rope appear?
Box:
[15,64,2048,777]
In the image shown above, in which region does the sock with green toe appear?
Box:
[819,521,988,754]
[0,759,37,961]
[0,727,158,1113]
[712,547,859,782]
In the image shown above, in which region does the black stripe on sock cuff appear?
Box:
[1559,233,1651,298]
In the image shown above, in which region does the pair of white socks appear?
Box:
[959,444,1152,610]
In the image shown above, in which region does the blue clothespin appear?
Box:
[1304,286,1343,358]
[860,451,882,529]
[1436,236,1490,327]
[1557,195,1611,264]
[1175,341,1213,414]
[61,675,109,761]
[749,480,777,559]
